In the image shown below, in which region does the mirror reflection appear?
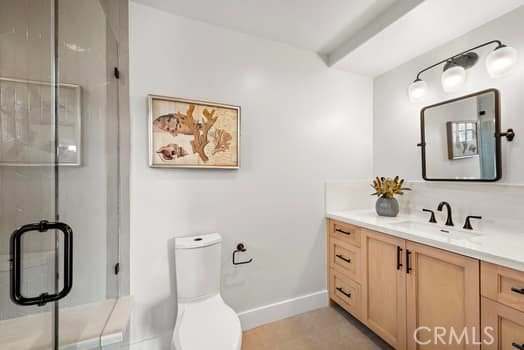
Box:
[421,89,500,181]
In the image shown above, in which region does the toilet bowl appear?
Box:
[172,233,242,350]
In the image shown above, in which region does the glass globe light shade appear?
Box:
[407,79,427,101]
[486,45,518,78]
[441,65,466,92]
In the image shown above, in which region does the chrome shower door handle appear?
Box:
[10,220,74,306]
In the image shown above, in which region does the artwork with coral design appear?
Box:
[148,95,239,168]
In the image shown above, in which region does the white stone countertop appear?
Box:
[327,209,524,272]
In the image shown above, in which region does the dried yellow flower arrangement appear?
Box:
[371,176,411,217]
[371,176,411,199]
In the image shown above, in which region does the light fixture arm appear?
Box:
[414,40,504,81]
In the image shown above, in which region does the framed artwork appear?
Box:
[0,77,82,166]
[446,120,478,160]
[148,95,240,169]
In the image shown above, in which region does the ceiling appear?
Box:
[331,0,524,76]
[132,0,398,54]
[133,0,524,76]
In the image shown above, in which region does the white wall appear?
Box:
[128,2,373,347]
[374,5,524,183]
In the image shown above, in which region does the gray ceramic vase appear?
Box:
[376,196,399,217]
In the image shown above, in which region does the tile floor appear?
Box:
[242,305,391,350]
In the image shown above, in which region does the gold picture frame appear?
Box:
[148,95,240,169]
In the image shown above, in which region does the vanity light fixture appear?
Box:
[486,45,518,77]
[408,79,427,102]
[441,64,466,92]
[407,40,518,101]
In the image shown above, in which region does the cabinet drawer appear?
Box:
[329,269,361,318]
[329,220,361,248]
[329,238,361,282]
[481,297,524,350]
[482,262,524,312]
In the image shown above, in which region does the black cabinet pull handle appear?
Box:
[511,287,524,295]
[406,249,412,274]
[512,343,524,350]
[336,287,351,299]
[10,220,73,307]
[335,228,351,235]
[335,254,351,264]
[397,246,403,270]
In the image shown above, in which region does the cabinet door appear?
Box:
[329,238,361,282]
[329,219,361,248]
[406,241,480,350]
[481,261,524,312]
[329,269,362,318]
[362,229,406,349]
[482,297,524,350]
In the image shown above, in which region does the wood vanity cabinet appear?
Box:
[361,229,406,349]
[405,241,480,350]
[481,262,524,350]
[327,219,481,350]
[481,262,524,313]
[482,298,524,350]
[327,220,363,319]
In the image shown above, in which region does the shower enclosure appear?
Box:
[0,0,123,348]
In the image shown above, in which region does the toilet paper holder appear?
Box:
[232,243,253,265]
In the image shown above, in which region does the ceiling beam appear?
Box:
[326,0,425,67]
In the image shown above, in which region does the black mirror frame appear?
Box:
[419,88,502,182]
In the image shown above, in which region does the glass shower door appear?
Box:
[0,0,61,348]
[0,0,120,348]
[55,0,120,347]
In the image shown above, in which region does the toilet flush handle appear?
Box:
[233,243,253,265]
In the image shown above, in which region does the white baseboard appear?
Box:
[237,290,329,330]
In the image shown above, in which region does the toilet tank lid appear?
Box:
[175,233,222,249]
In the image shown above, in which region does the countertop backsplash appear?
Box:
[325,180,524,235]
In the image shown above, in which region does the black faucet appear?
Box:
[422,209,437,223]
[463,215,482,230]
[437,201,454,226]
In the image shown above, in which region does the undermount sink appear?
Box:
[388,220,483,241]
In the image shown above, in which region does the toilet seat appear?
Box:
[173,295,242,350]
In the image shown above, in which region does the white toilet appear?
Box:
[172,233,242,350]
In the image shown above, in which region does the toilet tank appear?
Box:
[175,233,222,302]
